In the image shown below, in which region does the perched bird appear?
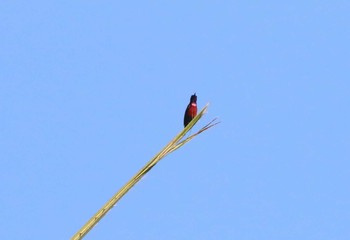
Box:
[183,93,198,127]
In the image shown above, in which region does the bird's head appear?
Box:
[190,93,197,103]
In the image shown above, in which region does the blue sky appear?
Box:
[1,1,349,239]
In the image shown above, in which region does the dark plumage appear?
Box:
[183,93,198,127]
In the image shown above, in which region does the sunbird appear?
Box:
[183,93,198,127]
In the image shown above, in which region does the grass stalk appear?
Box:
[71,104,219,240]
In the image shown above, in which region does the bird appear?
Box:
[184,93,198,127]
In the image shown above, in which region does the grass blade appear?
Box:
[71,104,219,240]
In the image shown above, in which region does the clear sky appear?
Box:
[1,1,349,239]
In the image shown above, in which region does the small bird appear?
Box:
[184,93,198,127]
